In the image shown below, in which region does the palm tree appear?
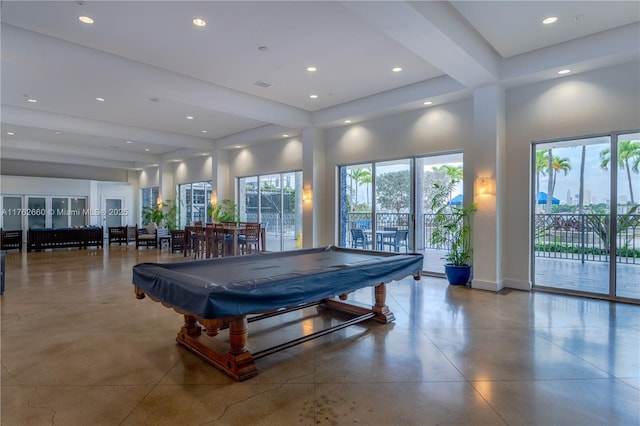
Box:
[360,169,372,205]
[600,140,640,204]
[433,164,463,183]
[347,168,370,209]
[432,164,463,205]
[578,145,586,214]
[550,155,572,209]
[535,149,549,202]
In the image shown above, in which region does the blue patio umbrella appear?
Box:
[449,194,464,206]
[537,192,559,205]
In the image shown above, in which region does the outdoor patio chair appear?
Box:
[350,228,369,249]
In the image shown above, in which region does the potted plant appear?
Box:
[142,199,178,231]
[430,181,477,285]
[208,199,239,223]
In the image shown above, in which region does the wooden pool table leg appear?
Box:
[176,314,258,381]
[372,283,395,323]
[322,282,395,324]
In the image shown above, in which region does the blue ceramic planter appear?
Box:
[444,264,472,285]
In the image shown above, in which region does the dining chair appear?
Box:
[239,222,260,255]
[190,226,206,259]
[382,227,398,249]
[212,223,231,257]
[350,228,369,249]
[394,229,409,252]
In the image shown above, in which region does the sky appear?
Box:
[536,139,640,205]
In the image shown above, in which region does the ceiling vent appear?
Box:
[254,80,272,88]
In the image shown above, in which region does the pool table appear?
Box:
[133,246,423,380]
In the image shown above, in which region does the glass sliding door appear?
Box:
[2,196,23,231]
[177,181,212,227]
[282,171,302,251]
[238,171,302,252]
[532,133,640,301]
[260,173,282,251]
[27,197,46,229]
[52,197,70,228]
[374,159,412,252]
[70,198,87,227]
[615,132,640,300]
[339,163,373,249]
[417,153,464,275]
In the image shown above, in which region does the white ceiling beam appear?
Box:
[1,137,158,163]
[312,75,467,127]
[2,106,214,150]
[216,124,293,150]
[0,148,137,169]
[341,1,500,89]
[501,23,640,85]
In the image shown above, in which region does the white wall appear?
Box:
[502,61,640,289]
[228,137,303,178]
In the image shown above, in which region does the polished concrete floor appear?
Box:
[1,246,639,425]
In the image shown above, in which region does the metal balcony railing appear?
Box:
[344,212,640,263]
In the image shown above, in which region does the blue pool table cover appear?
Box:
[133,246,423,319]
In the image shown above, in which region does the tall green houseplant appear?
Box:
[208,199,239,223]
[141,200,178,231]
[430,181,477,285]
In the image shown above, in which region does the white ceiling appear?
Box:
[1,1,638,171]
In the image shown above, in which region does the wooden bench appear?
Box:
[27,227,103,252]
[0,229,23,252]
[108,225,137,245]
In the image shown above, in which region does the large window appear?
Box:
[177,181,212,227]
[238,171,302,252]
[338,152,464,275]
[532,131,639,302]
[140,187,159,213]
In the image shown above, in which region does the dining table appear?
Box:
[364,229,396,251]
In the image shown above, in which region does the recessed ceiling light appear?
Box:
[558,69,571,75]
[306,66,317,72]
[309,94,318,99]
[144,148,150,152]
[186,115,194,120]
[344,120,352,124]
[392,67,403,72]
[95,97,105,102]
[55,131,62,135]
[126,140,133,144]
[423,101,433,105]
[542,16,558,25]
[27,98,38,103]
[282,134,289,138]
[78,16,94,24]
[192,18,207,27]
[7,132,15,135]
[201,130,208,133]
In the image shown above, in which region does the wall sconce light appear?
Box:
[210,193,218,206]
[156,195,163,209]
[302,188,313,202]
[475,177,494,196]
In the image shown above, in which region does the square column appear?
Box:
[302,128,326,248]
[469,85,505,291]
